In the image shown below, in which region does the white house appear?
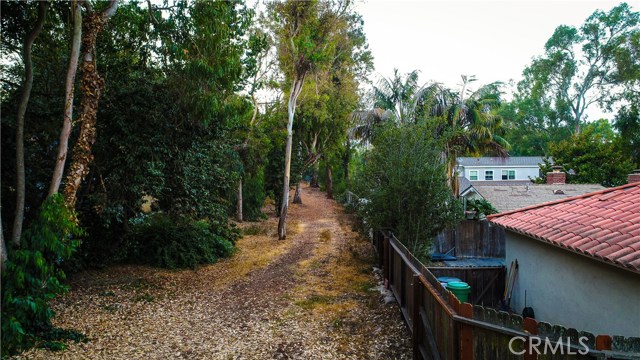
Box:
[457,157,545,183]
[488,179,640,337]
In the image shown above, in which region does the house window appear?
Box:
[469,170,478,181]
[485,170,493,180]
[502,169,516,180]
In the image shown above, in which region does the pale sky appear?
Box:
[356,0,640,120]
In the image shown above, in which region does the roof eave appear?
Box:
[500,227,640,276]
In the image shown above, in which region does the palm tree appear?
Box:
[372,69,423,125]
[426,77,510,196]
[371,71,510,196]
[348,108,392,146]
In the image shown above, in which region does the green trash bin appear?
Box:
[447,281,471,303]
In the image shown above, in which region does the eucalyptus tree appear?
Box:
[11,1,48,249]
[235,14,274,221]
[49,1,82,197]
[291,7,371,202]
[518,3,639,134]
[270,0,347,240]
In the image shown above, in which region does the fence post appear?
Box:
[412,274,422,359]
[383,232,390,288]
[459,303,473,360]
[523,317,538,360]
[595,335,612,351]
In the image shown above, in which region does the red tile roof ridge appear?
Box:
[487,182,640,220]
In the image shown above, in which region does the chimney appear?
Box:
[628,169,640,184]
[547,166,566,185]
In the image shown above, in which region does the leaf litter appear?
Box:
[19,185,411,359]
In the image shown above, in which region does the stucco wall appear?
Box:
[506,231,640,337]
[462,166,540,181]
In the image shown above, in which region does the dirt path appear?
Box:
[21,185,411,359]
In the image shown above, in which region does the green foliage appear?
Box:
[124,213,238,269]
[516,3,639,133]
[499,98,571,156]
[548,122,635,186]
[241,170,268,221]
[1,195,83,356]
[466,199,498,218]
[353,123,462,257]
[373,69,421,124]
[271,0,339,79]
[614,104,640,166]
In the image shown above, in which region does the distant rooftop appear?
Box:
[475,183,605,213]
[458,156,546,167]
[459,176,472,194]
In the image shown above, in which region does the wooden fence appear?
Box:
[374,231,640,360]
[434,220,505,259]
[428,267,504,307]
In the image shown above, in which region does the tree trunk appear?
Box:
[1,207,7,272]
[447,149,459,198]
[236,178,243,222]
[11,2,48,248]
[310,162,319,188]
[278,77,305,240]
[63,1,118,209]
[49,1,82,196]
[326,164,333,199]
[293,181,302,204]
[343,138,351,190]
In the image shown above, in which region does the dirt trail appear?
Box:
[21,185,411,359]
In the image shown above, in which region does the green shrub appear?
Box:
[466,198,498,218]
[124,213,239,269]
[352,123,462,257]
[1,195,84,356]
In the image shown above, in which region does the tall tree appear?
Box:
[49,1,82,196]
[63,0,118,208]
[11,1,48,248]
[518,3,639,133]
[270,0,342,239]
[436,81,510,196]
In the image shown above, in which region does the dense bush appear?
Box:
[1,195,84,356]
[123,214,239,269]
[352,123,462,257]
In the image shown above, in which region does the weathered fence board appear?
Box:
[434,220,505,258]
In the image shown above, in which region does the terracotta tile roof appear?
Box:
[488,183,640,274]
